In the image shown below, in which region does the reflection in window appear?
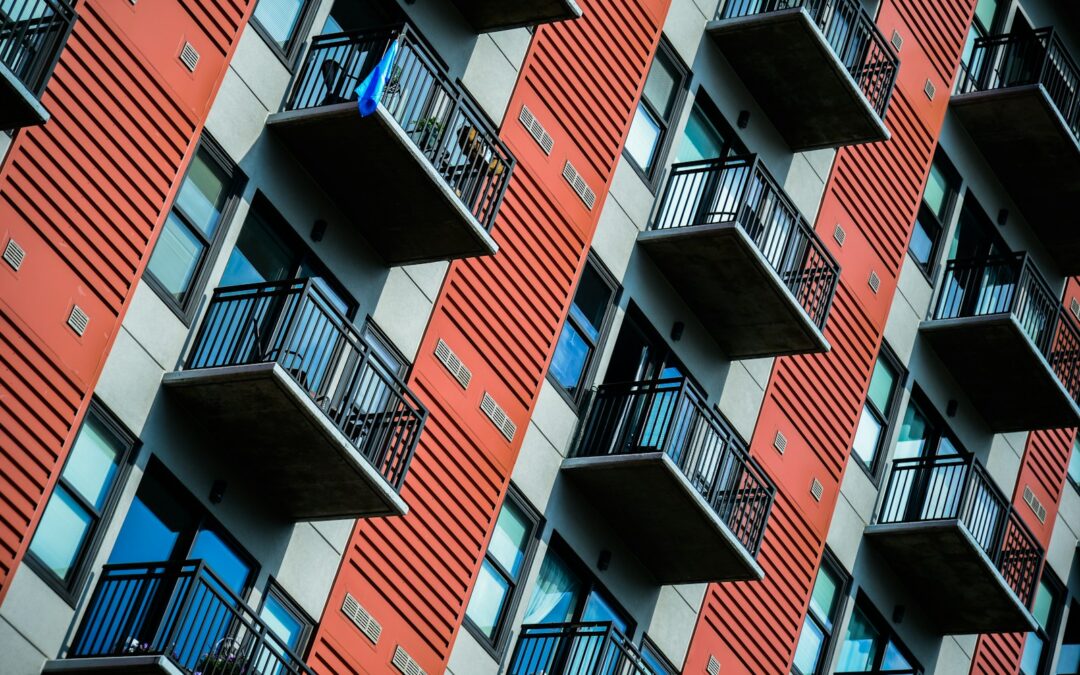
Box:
[793,551,848,675]
[852,349,902,474]
[550,257,616,404]
[836,595,919,674]
[1022,576,1061,675]
[625,40,687,180]
[254,0,312,55]
[908,152,959,275]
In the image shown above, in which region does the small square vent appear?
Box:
[341,593,382,645]
[519,105,554,155]
[706,655,721,675]
[773,430,787,454]
[562,161,597,210]
[480,392,517,442]
[924,79,936,101]
[3,238,26,271]
[67,305,89,336]
[810,478,824,502]
[868,270,881,294]
[434,339,472,389]
[179,41,200,72]
[833,223,846,247]
[890,29,903,52]
[391,646,428,675]
[1070,297,1080,320]
[1023,486,1047,523]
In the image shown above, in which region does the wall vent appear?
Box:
[924,79,936,101]
[480,392,517,442]
[890,29,903,51]
[833,223,846,247]
[341,593,382,645]
[434,339,472,389]
[3,238,26,271]
[810,478,824,502]
[391,646,427,675]
[773,430,787,454]
[1070,297,1080,320]
[562,161,597,210]
[868,270,881,294]
[519,105,554,155]
[706,655,721,675]
[1023,486,1047,523]
[67,305,89,337]
[179,42,200,72]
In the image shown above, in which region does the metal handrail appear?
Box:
[283,23,515,231]
[715,0,898,117]
[572,377,775,557]
[957,27,1080,141]
[651,154,840,330]
[934,253,1080,404]
[184,279,427,491]
[68,560,315,674]
[507,622,655,675]
[877,454,1043,605]
[0,0,75,99]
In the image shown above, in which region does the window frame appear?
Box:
[793,549,851,675]
[835,590,922,675]
[144,135,246,325]
[362,317,410,379]
[1021,571,1064,675]
[250,0,320,67]
[640,634,679,675]
[548,252,620,411]
[25,400,138,605]
[462,484,544,660]
[623,37,690,190]
[1068,436,1080,494]
[257,578,316,660]
[851,343,907,483]
[908,150,960,280]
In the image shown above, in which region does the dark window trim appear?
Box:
[24,399,139,606]
[543,531,637,635]
[362,317,411,379]
[640,634,679,674]
[257,577,316,660]
[1067,436,1080,494]
[547,251,620,411]
[144,134,247,326]
[908,149,961,281]
[250,0,321,69]
[684,87,748,157]
[623,37,690,191]
[794,548,851,675]
[462,484,544,661]
[1026,569,1065,675]
[836,590,922,675]
[851,342,907,484]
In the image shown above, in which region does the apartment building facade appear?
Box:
[1,0,1079,673]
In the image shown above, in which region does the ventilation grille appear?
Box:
[706,655,721,675]
[562,161,596,210]
[868,270,881,294]
[924,79,936,101]
[810,478,824,502]
[1070,297,1080,320]
[890,29,903,51]
[391,646,427,675]
[179,42,200,72]
[67,305,89,336]
[773,430,787,454]
[518,105,554,155]
[341,593,382,645]
[1023,486,1047,523]
[434,339,472,389]
[3,238,25,271]
[833,223,846,247]
[480,392,517,442]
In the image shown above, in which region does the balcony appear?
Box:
[43,560,315,675]
[0,0,76,129]
[447,0,581,33]
[507,623,655,675]
[268,25,514,265]
[865,454,1042,634]
[920,254,1080,432]
[162,280,426,521]
[706,0,897,150]
[641,155,838,358]
[953,28,1080,273]
[562,378,775,584]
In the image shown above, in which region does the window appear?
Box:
[640,636,678,675]
[253,0,316,63]
[464,486,542,656]
[908,152,959,275]
[549,255,618,406]
[851,346,904,478]
[259,581,314,660]
[673,92,745,164]
[523,537,632,631]
[793,550,850,675]
[27,402,135,599]
[624,39,688,184]
[1057,600,1080,674]
[836,593,920,674]
[961,0,1003,70]
[145,139,244,320]
[1022,574,1063,675]
[1068,437,1080,492]
[362,319,409,379]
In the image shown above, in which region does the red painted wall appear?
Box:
[0,0,252,604]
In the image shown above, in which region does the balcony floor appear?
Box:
[448,0,581,32]
[706,9,889,150]
[865,520,1037,634]
[0,61,49,130]
[921,315,1080,432]
[43,656,182,675]
[162,363,408,521]
[639,222,829,359]
[267,102,498,265]
[561,453,764,584]
[952,86,1080,274]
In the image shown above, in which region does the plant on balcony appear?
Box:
[412,116,444,153]
[195,652,248,675]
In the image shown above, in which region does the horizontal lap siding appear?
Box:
[0,0,251,605]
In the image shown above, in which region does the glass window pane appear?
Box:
[1032,580,1054,629]
[973,0,998,31]
[866,358,898,413]
[809,566,839,627]
[524,552,581,624]
[29,487,93,581]
[895,404,930,460]
[260,593,305,650]
[881,641,914,670]
[641,642,676,675]
[642,56,678,119]
[175,150,230,238]
[489,500,530,578]
[626,105,662,172]
[910,211,937,267]
[147,213,205,302]
[63,418,122,510]
[837,606,881,672]
[254,0,307,49]
[676,103,727,163]
[220,210,296,287]
[572,264,612,338]
[922,163,949,221]
[550,322,591,395]
[852,406,884,467]
[190,529,252,595]
[465,561,511,638]
[1021,633,1044,675]
[793,617,826,674]
[1069,439,1080,487]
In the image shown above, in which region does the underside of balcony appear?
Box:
[448,0,582,32]
[0,60,49,129]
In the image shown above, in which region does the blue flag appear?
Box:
[356,38,400,118]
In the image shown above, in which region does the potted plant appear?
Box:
[412,116,444,153]
[195,651,247,675]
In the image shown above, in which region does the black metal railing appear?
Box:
[184,279,427,491]
[283,23,514,231]
[934,253,1080,404]
[715,0,898,117]
[0,0,75,99]
[572,377,775,557]
[508,623,655,675]
[651,155,839,330]
[957,27,1080,141]
[877,454,1043,605]
[68,560,314,674]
